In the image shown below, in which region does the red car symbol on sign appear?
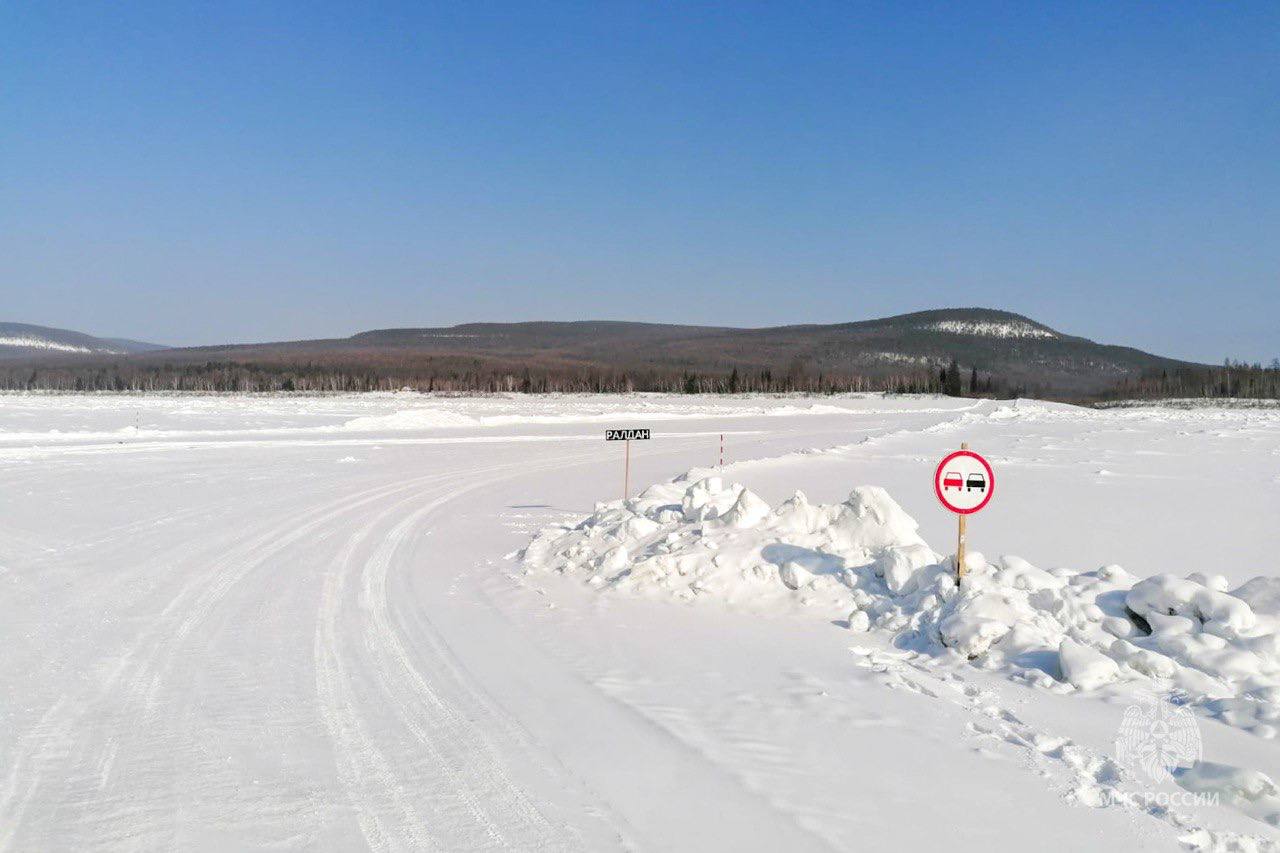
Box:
[934,449,995,516]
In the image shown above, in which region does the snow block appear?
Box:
[1058,638,1119,690]
[1126,574,1256,633]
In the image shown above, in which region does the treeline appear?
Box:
[0,356,1013,397]
[1099,359,1280,402]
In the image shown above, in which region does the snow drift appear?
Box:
[339,400,855,432]
[523,473,1280,739]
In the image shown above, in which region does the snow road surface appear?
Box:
[1,393,1278,851]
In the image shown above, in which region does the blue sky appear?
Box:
[1,2,1276,362]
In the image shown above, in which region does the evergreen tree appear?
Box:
[945,358,963,396]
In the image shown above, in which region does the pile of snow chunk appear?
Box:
[522,472,940,615]
[1175,763,1280,828]
[522,473,1280,737]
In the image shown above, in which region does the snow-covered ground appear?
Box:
[1,392,1277,851]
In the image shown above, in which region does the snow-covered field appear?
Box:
[1,392,1278,851]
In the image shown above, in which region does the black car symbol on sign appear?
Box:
[965,473,986,492]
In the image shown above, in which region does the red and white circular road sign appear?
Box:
[934,449,995,515]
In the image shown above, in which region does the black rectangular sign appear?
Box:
[605,428,651,441]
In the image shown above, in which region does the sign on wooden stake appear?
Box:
[933,443,995,582]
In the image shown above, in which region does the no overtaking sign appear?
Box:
[934,444,994,584]
[934,449,994,514]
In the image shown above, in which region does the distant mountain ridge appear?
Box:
[0,309,1203,397]
[323,308,1194,393]
[0,323,163,359]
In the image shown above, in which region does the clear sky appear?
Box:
[1,2,1276,362]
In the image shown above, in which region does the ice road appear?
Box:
[1,393,1278,851]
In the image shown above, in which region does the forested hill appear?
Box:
[3,308,1273,400]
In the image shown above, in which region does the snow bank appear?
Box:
[341,409,479,430]
[523,473,1280,739]
[339,402,854,432]
[523,473,939,615]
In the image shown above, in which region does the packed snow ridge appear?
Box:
[925,320,1057,339]
[524,473,1280,740]
[339,401,853,431]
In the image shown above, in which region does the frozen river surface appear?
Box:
[1,393,1278,851]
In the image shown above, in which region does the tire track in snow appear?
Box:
[1,443,620,851]
[315,458,593,851]
[0,469,468,851]
[363,494,564,845]
[0,700,68,852]
[316,503,438,852]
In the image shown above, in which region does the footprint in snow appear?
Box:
[851,646,1274,848]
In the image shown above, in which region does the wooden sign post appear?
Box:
[605,428,651,501]
[933,442,995,584]
[956,467,968,579]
